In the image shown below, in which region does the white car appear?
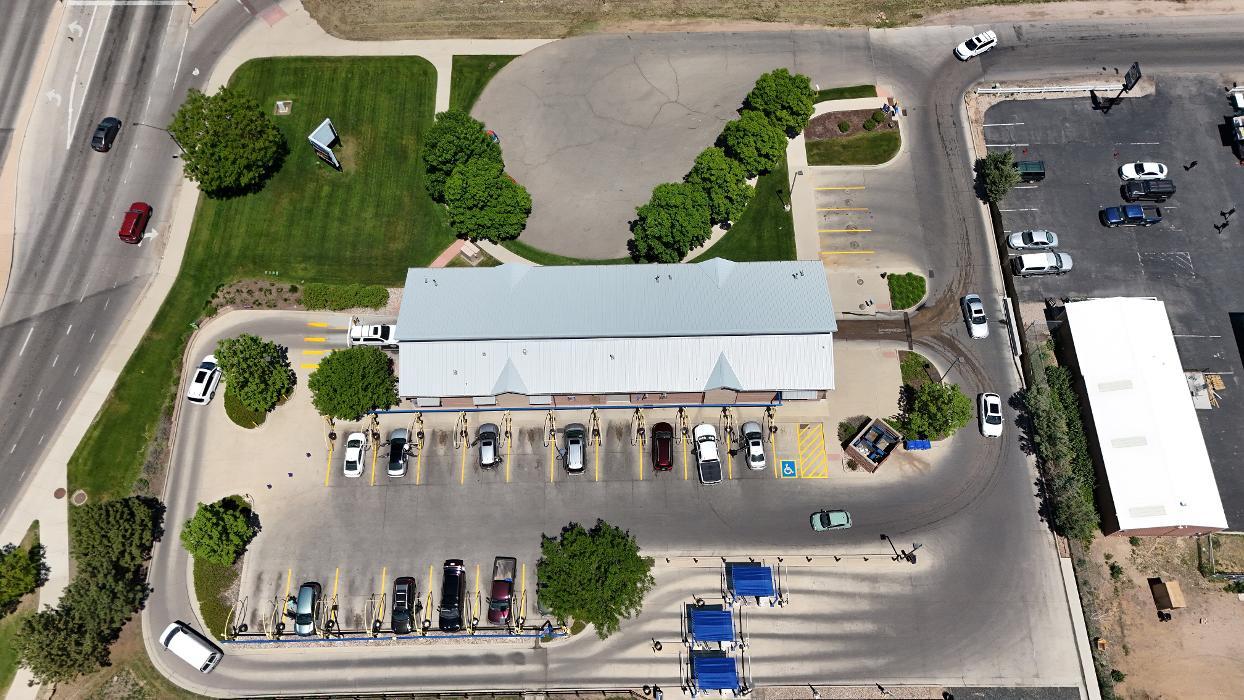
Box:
[1007,229,1059,250]
[1118,162,1168,181]
[978,393,1004,438]
[740,421,766,471]
[347,322,397,348]
[343,432,366,477]
[961,294,989,340]
[954,30,997,60]
[186,355,221,405]
[693,424,722,485]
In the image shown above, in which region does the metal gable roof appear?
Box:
[397,260,836,342]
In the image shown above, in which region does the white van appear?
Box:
[160,622,222,673]
[1011,251,1073,277]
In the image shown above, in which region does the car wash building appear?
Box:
[1060,297,1227,536]
[395,259,836,409]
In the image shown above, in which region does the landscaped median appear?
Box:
[68,56,453,502]
[804,94,901,166]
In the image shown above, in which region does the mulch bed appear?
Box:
[806,108,898,141]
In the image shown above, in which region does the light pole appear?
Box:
[130,121,186,155]
[784,169,804,211]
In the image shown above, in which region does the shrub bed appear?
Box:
[223,387,267,428]
[887,272,926,310]
[300,283,389,311]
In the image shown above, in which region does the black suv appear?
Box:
[438,559,466,632]
[1121,178,1175,203]
[392,576,417,634]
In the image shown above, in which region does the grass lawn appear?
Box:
[500,239,633,266]
[68,57,453,501]
[806,130,901,166]
[194,556,240,640]
[814,84,876,102]
[887,271,926,310]
[223,387,267,428]
[449,55,517,112]
[0,522,40,696]
[691,161,796,263]
[899,350,934,388]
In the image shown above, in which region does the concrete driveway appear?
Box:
[474,31,879,258]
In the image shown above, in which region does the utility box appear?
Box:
[1149,577,1186,610]
[460,240,482,262]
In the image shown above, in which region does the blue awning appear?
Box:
[727,563,775,597]
[692,654,740,690]
[689,609,734,643]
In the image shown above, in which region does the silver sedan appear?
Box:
[1007,229,1059,250]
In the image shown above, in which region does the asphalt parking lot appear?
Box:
[987,75,1244,527]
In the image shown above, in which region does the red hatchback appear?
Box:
[118,202,152,244]
[651,422,674,471]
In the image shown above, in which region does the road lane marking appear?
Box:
[304,337,327,342]
[818,228,872,233]
[998,208,1038,212]
[985,143,1029,147]
[815,186,865,190]
[52,354,59,367]
[816,207,869,211]
[65,325,72,335]
[88,331,95,344]
[820,250,875,255]
[300,363,319,369]
[66,8,105,150]
[18,328,33,356]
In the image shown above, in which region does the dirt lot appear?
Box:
[302,0,1244,39]
[1080,535,1244,700]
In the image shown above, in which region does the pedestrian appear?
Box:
[1184,160,1199,171]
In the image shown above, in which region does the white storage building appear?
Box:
[1063,297,1226,536]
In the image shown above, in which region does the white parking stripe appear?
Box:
[999,208,1039,212]
[983,122,1024,127]
[986,143,1029,147]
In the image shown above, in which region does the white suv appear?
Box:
[185,355,221,405]
[1011,251,1073,277]
[693,424,722,484]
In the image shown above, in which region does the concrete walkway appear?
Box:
[203,1,552,112]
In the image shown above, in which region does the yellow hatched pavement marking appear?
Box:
[306,322,329,328]
[797,423,830,479]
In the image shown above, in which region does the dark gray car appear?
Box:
[293,582,320,636]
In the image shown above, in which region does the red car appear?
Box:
[118,202,152,244]
[651,422,674,471]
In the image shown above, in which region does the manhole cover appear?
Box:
[850,241,860,249]
[53,488,66,499]
[70,490,88,506]
[856,277,864,286]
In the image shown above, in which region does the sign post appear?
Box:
[308,117,341,170]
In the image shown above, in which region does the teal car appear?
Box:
[810,509,852,531]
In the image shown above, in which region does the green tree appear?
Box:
[308,346,398,420]
[15,608,109,684]
[719,110,787,178]
[901,381,973,440]
[70,498,157,575]
[537,520,654,639]
[215,333,295,413]
[685,147,753,225]
[744,68,816,136]
[444,158,532,242]
[181,500,257,566]
[631,182,711,263]
[421,110,502,201]
[0,542,44,613]
[167,86,287,196]
[976,150,1021,202]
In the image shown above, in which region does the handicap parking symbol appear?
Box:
[780,460,797,478]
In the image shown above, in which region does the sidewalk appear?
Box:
[204,0,553,112]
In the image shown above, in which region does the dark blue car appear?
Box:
[1100,204,1162,227]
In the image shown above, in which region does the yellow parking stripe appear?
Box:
[460,436,467,485]
[816,185,865,190]
[284,569,292,599]
[304,337,326,342]
[380,567,387,596]
[549,438,555,483]
[820,250,875,255]
[306,322,329,328]
[416,442,424,484]
[682,439,689,481]
[300,363,320,369]
[333,567,340,599]
[819,228,872,233]
[595,440,600,482]
[506,437,512,483]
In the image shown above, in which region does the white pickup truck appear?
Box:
[347,321,398,349]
